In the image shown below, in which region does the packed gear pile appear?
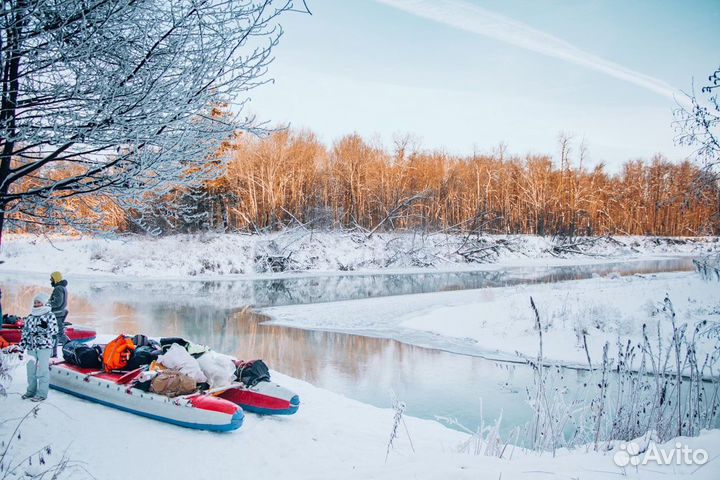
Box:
[61,334,275,400]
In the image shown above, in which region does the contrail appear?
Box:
[375,0,686,104]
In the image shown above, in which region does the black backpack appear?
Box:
[132,334,161,350]
[3,314,21,325]
[133,378,153,392]
[62,341,103,369]
[126,346,161,370]
[235,360,271,387]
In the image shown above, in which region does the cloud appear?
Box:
[375,0,687,105]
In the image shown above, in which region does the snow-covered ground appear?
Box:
[2,232,719,478]
[263,271,720,368]
[1,232,717,279]
[2,355,719,480]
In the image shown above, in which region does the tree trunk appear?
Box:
[0,0,26,248]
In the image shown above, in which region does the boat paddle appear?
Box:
[115,367,148,385]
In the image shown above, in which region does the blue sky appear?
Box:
[248,0,719,170]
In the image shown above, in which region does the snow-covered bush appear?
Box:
[385,393,414,462]
[524,295,720,453]
[3,232,720,278]
[694,254,720,282]
[438,407,512,458]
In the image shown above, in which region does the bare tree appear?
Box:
[0,0,306,244]
[675,66,720,277]
[675,66,720,176]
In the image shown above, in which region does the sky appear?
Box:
[247,0,720,171]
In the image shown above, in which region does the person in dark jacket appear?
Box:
[49,271,69,356]
[20,292,58,401]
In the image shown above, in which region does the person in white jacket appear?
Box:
[20,293,58,402]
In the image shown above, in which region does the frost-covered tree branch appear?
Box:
[0,0,300,242]
[674,66,720,177]
[674,67,720,273]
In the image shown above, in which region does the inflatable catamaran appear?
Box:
[48,334,300,431]
[49,362,244,432]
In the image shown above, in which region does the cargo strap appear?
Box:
[83,370,105,382]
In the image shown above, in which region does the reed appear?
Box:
[521,295,720,453]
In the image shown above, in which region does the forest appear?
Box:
[6,130,719,238]
[64,130,718,237]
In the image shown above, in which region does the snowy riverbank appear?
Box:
[262,271,720,368]
[0,232,717,279]
[2,356,719,480]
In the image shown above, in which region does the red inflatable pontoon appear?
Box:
[1,321,96,344]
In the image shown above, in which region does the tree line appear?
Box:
[7,129,718,237]
[104,129,716,237]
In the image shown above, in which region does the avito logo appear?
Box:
[613,441,708,467]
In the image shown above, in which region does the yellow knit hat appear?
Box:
[50,271,63,283]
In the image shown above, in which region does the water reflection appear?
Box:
[242,258,694,307]
[0,258,695,313]
[0,257,699,437]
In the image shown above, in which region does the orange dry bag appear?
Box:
[0,335,9,349]
[103,335,136,371]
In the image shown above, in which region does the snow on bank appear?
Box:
[263,271,720,368]
[1,232,717,279]
[2,358,718,480]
